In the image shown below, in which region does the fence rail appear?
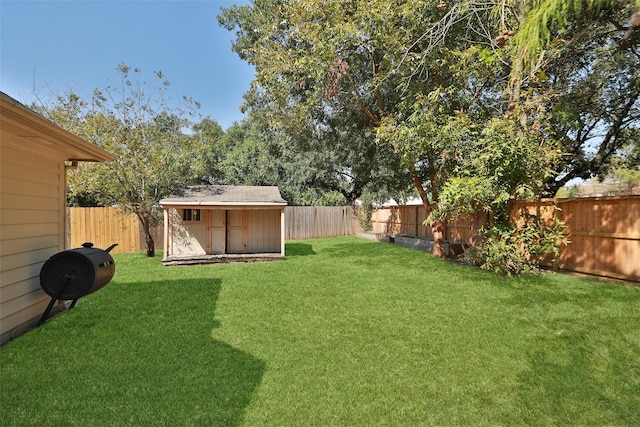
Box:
[68,206,357,254]
[371,196,640,282]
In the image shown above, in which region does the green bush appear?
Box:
[465,211,569,275]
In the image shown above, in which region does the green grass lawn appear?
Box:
[1,236,639,426]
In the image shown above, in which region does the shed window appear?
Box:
[182,209,201,222]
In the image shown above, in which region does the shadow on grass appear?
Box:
[0,278,265,427]
[285,242,317,257]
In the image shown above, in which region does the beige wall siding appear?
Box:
[163,207,283,257]
[166,208,207,257]
[247,209,281,253]
[1,140,67,343]
[226,210,246,253]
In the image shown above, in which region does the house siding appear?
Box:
[0,140,67,344]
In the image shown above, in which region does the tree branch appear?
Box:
[371,47,387,118]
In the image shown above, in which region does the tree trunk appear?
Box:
[144,229,155,258]
[431,220,446,258]
[137,213,155,258]
[412,174,446,258]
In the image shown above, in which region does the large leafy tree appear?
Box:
[220,0,519,257]
[214,109,348,205]
[299,106,414,205]
[191,117,226,184]
[220,0,639,259]
[499,0,640,193]
[41,65,212,256]
[394,0,639,191]
[219,0,414,207]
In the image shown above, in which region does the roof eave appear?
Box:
[1,92,115,162]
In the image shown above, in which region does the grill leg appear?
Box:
[38,276,72,326]
[38,297,59,326]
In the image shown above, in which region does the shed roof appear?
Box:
[160,185,287,207]
[1,91,114,162]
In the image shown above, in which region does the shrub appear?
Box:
[465,211,569,276]
[357,193,374,232]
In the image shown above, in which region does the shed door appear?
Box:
[226,210,247,253]
[208,210,225,254]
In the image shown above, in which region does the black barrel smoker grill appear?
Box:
[38,242,118,325]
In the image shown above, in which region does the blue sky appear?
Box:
[0,0,253,129]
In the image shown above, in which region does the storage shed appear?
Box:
[160,185,287,265]
[1,92,114,344]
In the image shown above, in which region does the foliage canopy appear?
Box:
[220,0,639,271]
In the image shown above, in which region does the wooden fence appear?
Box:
[285,206,355,240]
[69,197,639,281]
[67,207,164,254]
[371,196,640,282]
[68,206,356,254]
[516,197,639,282]
[370,205,476,243]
